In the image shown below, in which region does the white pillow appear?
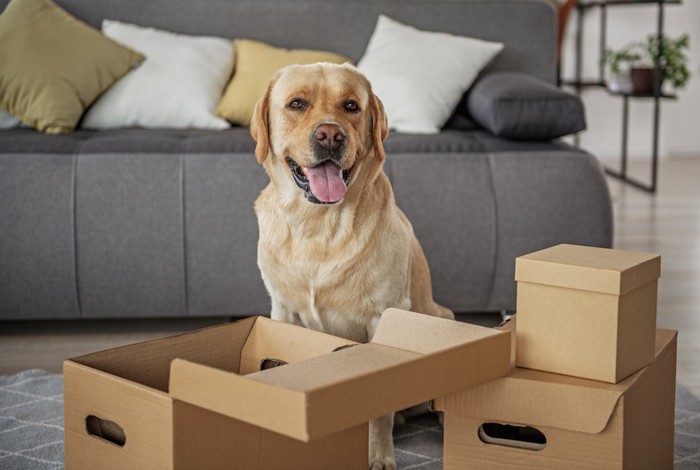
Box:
[357,15,503,134]
[0,109,21,129]
[82,20,234,130]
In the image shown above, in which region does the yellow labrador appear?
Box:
[251,62,453,470]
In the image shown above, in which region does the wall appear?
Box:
[560,1,700,161]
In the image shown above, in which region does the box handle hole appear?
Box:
[332,344,358,352]
[260,358,288,370]
[85,415,126,447]
[478,422,546,451]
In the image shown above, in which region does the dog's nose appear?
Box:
[313,124,345,151]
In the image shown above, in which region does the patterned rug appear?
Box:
[1,369,699,469]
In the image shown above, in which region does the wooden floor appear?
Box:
[1,157,699,397]
[605,157,700,397]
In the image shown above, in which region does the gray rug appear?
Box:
[1,369,699,469]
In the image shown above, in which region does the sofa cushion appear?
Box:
[0,128,256,154]
[216,39,350,127]
[357,14,503,135]
[81,20,234,130]
[0,0,144,134]
[467,72,586,140]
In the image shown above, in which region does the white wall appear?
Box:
[560,1,700,161]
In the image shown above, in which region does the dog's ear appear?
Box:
[250,85,272,164]
[370,93,389,161]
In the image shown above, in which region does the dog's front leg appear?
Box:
[368,413,396,470]
[269,298,297,325]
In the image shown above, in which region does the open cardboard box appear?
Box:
[436,327,677,470]
[64,308,511,469]
[515,244,661,383]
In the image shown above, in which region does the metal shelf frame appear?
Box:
[566,0,681,193]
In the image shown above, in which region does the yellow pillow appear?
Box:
[0,0,145,134]
[216,39,351,126]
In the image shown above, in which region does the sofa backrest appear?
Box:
[0,0,557,84]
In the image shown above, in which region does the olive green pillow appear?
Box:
[0,0,145,134]
[216,39,350,127]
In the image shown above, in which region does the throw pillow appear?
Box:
[357,15,503,135]
[216,39,351,127]
[0,0,144,134]
[82,20,234,130]
[467,72,587,140]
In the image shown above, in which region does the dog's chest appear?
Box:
[260,230,409,318]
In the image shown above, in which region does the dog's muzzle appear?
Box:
[286,157,352,205]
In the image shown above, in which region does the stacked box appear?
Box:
[436,244,676,470]
[438,328,677,470]
[515,243,661,383]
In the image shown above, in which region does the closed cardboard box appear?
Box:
[515,244,661,383]
[64,309,511,469]
[437,328,677,470]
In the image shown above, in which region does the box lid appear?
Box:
[515,244,661,295]
[445,328,676,434]
[169,309,511,442]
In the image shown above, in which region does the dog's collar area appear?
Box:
[286,156,351,205]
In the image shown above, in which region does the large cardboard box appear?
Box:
[515,244,661,383]
[64,309,511,469]
[437,328,677,470]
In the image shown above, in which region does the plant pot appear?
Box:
[630,67,664,94]
[608,72,633,94]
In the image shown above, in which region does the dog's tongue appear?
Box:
[303,161,347,203]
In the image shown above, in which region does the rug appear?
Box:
[1,369,699,469]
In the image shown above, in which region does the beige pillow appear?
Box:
[216,39,350,126]
[0,0,145,134]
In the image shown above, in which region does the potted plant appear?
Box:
[601,45,643,93]
[602,33,691,94]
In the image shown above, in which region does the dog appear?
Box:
[251,62,454,470]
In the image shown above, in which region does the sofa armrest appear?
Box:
[465,72,586,141]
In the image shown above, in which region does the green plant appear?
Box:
[646,33,691,89]
[601,45,644,75]
[602,33,691,90]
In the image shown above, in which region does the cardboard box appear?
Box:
[437,328,677,470]
[515,244,661,383]
[64,309,512,469]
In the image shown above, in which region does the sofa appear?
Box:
[0,0,613,320]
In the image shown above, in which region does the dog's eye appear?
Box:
[344,100,360,113]
[287,99,307,110]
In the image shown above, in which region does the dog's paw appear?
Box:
[369,456,397,470]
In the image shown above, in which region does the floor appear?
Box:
[604,157,700,398]
[1,157,699,399]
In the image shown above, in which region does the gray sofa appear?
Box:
[0,0,613,320]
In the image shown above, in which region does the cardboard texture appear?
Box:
[439,328,677,470]
[169,309,512,443]
[515,244,661,383]
[64,309,511,469]
[63,317,355,470]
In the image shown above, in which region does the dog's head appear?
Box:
[251,63,388,205]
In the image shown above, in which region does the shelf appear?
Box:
[562,80,677,99]
[608,90,677,99]
[568,0,682,193]
[561,79,606,88]
[579,0,681,10]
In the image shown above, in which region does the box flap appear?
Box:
[371,308,503,353]
[170,310,511,442]
[448,328,677,434]
[68,316,257,392]
[463,370,624,434]
[170,358,309,439]
[239,317,356,375]
[515,244,660,295]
